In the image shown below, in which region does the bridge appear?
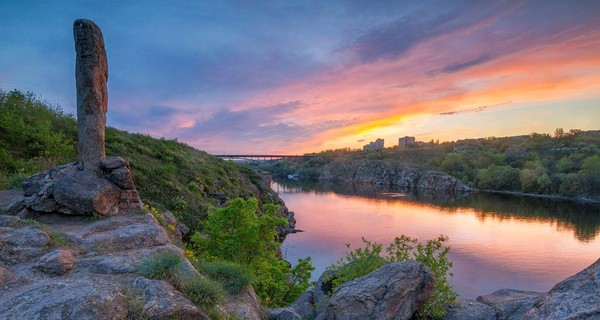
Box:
[214,154,310,161]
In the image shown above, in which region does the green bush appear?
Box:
[326,235,456,319]
[177,274,225,307]
[190,197,314,308]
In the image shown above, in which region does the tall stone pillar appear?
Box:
[74,19,108,169]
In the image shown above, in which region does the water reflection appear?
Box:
[274,179,600,241]
[275,179,600,299]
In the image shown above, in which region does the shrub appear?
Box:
[325,235,456,319]
[177,274,225,307]
[190,197,314,308]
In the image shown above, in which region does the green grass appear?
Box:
[138,251,182,281]
[196,259,255,294]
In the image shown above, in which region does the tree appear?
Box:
[580,155,600,175]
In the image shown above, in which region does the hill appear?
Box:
[266,130,600,201]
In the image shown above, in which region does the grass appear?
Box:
[138,250,182,281]
[196,259,255,294]
[137,251,226,314]
[121,286,147,320]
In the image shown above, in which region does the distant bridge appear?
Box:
[214,154,311,161]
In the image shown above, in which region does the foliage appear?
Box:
[0,89,284,237]
[325,235,457,319]
[190,198,314,308]
[138,251,225,311]
[196,259,255,294]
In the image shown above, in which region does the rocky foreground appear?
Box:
[320,160,470,192]
[266,256,600,320]
[0,205,262,319]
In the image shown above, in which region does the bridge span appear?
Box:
[214,154,311,161]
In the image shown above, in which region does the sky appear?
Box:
[1,1,600,154]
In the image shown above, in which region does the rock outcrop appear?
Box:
[74,18,108,170]
[320,160,470,192]
[444,258,600,320]
[0,206,260,319]
[323,262,435,320]
[19,157,142,217]
[270,261,435,320]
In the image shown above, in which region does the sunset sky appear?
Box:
[1,1,599,154]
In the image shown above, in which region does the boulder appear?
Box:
[35,249,76,275]
[523,258,600,319]
[133,277,209,320]
[290,287,316,319]
[322,261,435,320]
[54,169,121,215]
[223,286,263,320]
[266,308,302,320]
[443,298,497,320]
[476,289,542,320]
[0,277,128,320]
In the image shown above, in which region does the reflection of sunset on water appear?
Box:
[278,183,600,298]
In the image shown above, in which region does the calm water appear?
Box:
[275,179,600,299]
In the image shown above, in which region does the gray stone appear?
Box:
[323,261,435,320]
[266,307,302,320]
[443,298,497,320]
[106,166,135,189]
[22,173,46,197]
[74,19,108,170]
[0,215,20,227]
[100,156,128,171]
[314,269,335,315]
[524,258,600,320]
[223,286,263,320]
[35,249,76,275]
[0,277,128,320]
[133,277,209,320]
[290,287,316,319]
[53,169,121,215]
[79,255,137,274]
[477,289,542,320]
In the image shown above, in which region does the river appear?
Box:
[274,179,600,299]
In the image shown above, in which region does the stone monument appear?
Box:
[15,19,142,216]
[74,19,108,170]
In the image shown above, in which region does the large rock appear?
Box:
[443,298,497,320]
[524,258,600,319]
[74,19,108,170]
[133,277,209,320]
[0,277,128,320]
[22,161,142,216]
[477,289,542,320]
[35,249,76,275]
[322,261,435,320]
[54,169,121,215]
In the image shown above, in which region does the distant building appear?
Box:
[398,136,416,147]
[363,138,384,151]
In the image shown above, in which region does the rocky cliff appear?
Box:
[0,196,262,319]
[320,160,470,192]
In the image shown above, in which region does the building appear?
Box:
[398,136,416,147]
[363,138,384,151]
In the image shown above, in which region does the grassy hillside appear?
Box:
[0,89,274,231]
[267,130,600,200]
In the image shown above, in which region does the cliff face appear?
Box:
[320,160,470,192]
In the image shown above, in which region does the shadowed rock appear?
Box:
[74,19,108,170]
